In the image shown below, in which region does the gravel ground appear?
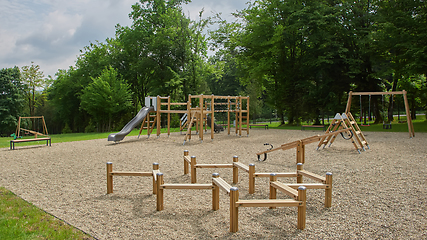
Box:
[1,129,426,239]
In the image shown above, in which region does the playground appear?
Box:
[1,129,426,239]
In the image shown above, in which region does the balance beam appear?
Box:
[106,162,160,194]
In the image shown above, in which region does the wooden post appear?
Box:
[167,96,171,137]
[238,96,242,137]
[183,150,189,174]
[212,173,220,211]
[156,173,164,211]
[246,96,250,136]
[249,164,255,194]
[156,96,161,138]
[233,156,239,184]
[345,91,353,113]
[199,95,204,141]
[269,173,277,209]
[296,140,305,164]
[325,172,332,208]
[106,162,113,194]
[191,156,197,183]
[403,90,415,138]
[227,97,231,135]
[230,187,239,233]
[211,95,214,140]
[297,186,307,230]
[297,163,303,184]
[152,162,159,194]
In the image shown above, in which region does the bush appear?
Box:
[62,123,72,134]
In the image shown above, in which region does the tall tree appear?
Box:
[0,67,24,135]
[80,67,133,132]
[21,62,46,118]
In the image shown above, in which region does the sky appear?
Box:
[0,0,250,78]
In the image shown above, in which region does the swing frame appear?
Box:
[15,116,49,138]
[345,91,415,138]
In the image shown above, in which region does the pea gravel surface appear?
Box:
[1,129,426,239]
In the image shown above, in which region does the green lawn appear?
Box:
[0,187,94,239]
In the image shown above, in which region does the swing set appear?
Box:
[345,90,415,138]
[10,116,51,150]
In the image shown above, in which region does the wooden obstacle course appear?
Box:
[183,150,252,191]
[229,183,307,232]
[247,163,332,207]
[155,172,215,211]
[106,162,160,194]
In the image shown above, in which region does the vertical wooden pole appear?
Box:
[183,150,189,175]
[152,162,159,194]
[232,156,239,184]
[211,95,214,140]
[199,95,204,141]
[325,172,333,208]
[296,140,304,164]
[246,96,250,136]
[403,90,415,138]
[297,163,303,184]
[156,96,161,138]
[212,173,220,211]
[187,101,191,141]
[249,164,255,194]
[239,96,242,137]
[16,117,21,137]
[345,91,353,113]
[227,97,231,135]
[106,162,113,194]
[156,173,164,211]
[167,96,171,137]
[191,156,197,183]
[230,187,239,233]
[297,186,307,230]
[269,173,277,209]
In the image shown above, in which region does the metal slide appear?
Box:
[108,106,154,142]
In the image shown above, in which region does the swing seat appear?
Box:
[383,123,392,129]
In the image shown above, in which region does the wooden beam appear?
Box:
[161,184,214,190]
[298,170,326,183]
[236,199,301,208]
[270,182,298,199]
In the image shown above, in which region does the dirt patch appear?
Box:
[1,129,426,239]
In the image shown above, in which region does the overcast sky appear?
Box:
[0,0,250,78]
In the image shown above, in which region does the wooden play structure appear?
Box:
[10,116,51,150]
[255,127,356,164]
[139,95,249,144]
[318,112,369,153]
[183,150,332,203]
[346,90,415,138]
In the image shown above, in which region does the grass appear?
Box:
[1,115,426,149]
[0,187,94,240]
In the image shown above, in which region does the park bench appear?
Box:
[10,138,51,150]
[301,125,326,131]
[249,124,269,130]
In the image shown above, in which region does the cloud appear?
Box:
[0,0,249,78]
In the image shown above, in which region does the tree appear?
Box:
[21,62,46,118]
[0,67,24,135]
[80,66,133,132]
